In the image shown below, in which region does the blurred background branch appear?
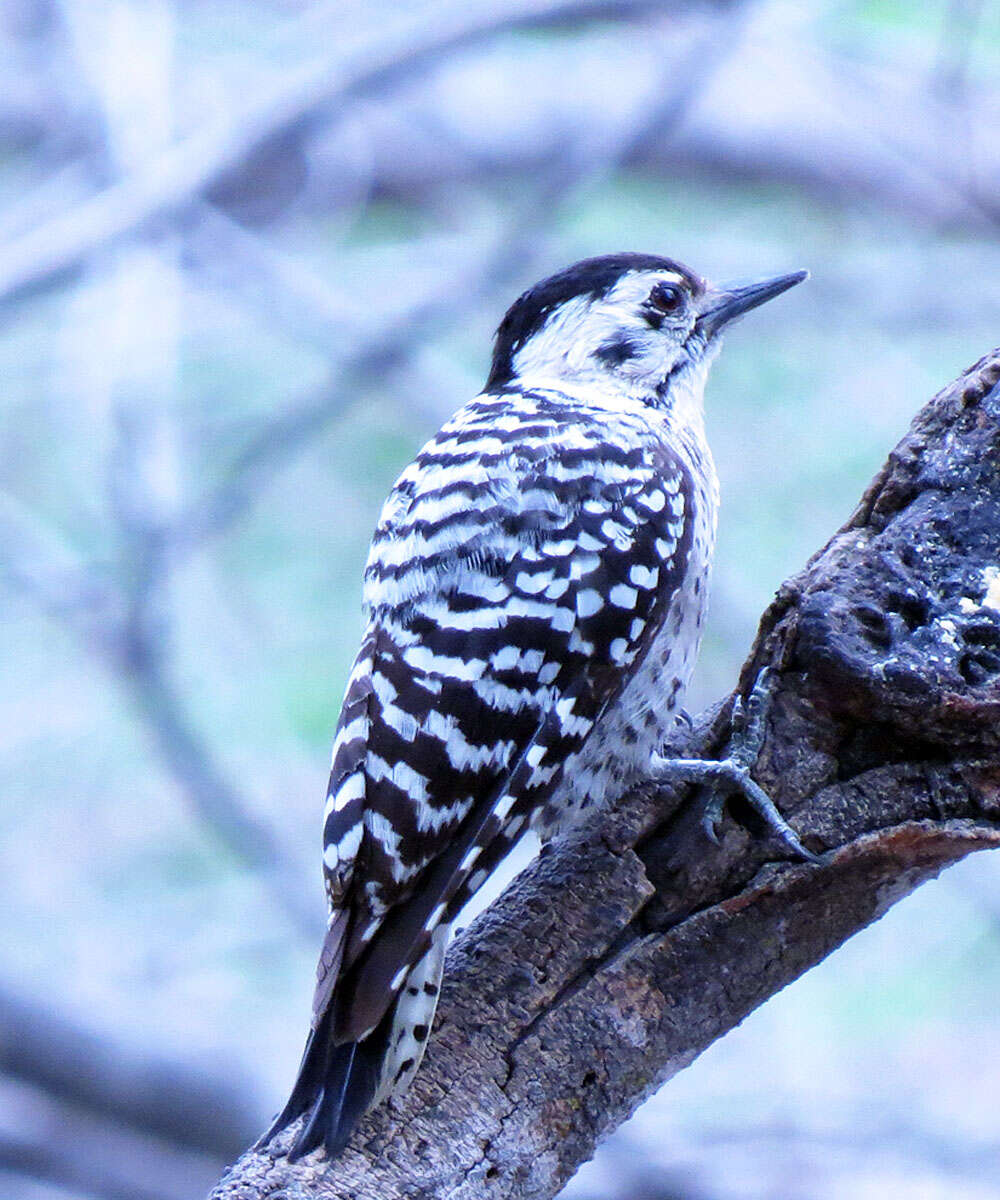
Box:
[0,980,262,1157]
[0,0,714,307]
[2,1,1000,1197]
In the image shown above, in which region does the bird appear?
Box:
[262,252,809,1161]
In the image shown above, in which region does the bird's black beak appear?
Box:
[696,270,808,340]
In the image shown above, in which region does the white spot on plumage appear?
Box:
[533,763,560,787]
[541,537,578,557]
[515,569,554,595]
[609,583,638,609]
[454,573,511,603]
[490,645,545,674]
[556,695,591,736]
[504,594,571,624]
[328,772,365,814]
[415,794,475,836]
[367,753,431,802]
[569,630,595,655]
[421,603,507,632]
[364,808,403,857]
[570,553,601,581]
[491,644,521,672]
[506,814,526,838]
[630,564,659,589]
[576,589,603,618]
[444,731,514,772]
[380,702,420,742]
[413,671,443,695]
[345,650,375,690]
[323,821,362,871]
[460,845,482,872]
[549,605,575,633]
[601,518,632,548]
[473,676,547,712]
[402,643,486,680]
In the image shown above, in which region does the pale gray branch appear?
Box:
[0,0,705,307]
[0,493,323,941]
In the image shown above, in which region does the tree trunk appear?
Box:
[210,348,1000,1200]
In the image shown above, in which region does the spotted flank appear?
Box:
[373,923,450,1104]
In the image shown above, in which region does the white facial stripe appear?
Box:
[602,270,687,308]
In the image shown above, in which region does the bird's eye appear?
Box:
[650,282,685,314]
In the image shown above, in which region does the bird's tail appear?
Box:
[263,1006,391,1161]
[259,928,449,1161]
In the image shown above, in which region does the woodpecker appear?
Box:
[263,253,809,1161]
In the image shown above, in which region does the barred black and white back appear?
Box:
[262,253,807,1160]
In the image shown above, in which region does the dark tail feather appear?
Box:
[259,1006,394,1162]
[286,1041,357,1161]
[256,1008,333,1150]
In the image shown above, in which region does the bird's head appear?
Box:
[486,253,807,409]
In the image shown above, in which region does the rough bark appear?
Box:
[210,349,1000,1199]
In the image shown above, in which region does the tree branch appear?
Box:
[210,348,1000,1199]
[0,490,324,941]
[0,0,709,308]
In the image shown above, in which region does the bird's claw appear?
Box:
[653,667,820,864]
[728,665,773,770]
[699,789,725,845]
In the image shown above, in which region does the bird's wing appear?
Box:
[315,393,694,1043]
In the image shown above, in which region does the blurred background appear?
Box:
[2,1,1000,1197]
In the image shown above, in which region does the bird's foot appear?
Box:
[651,668,819,863]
